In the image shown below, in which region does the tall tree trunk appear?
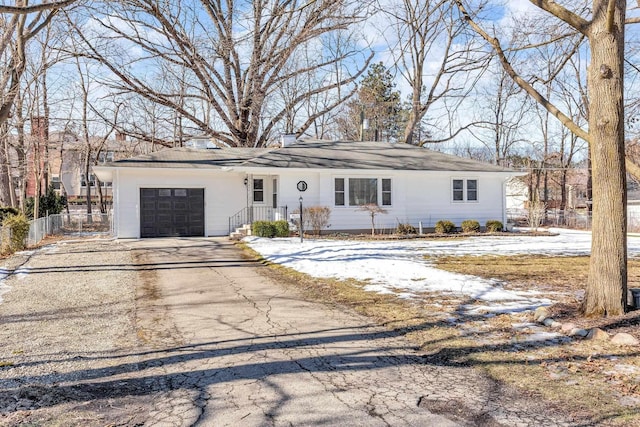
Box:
[560,169,568,211]
[84,151,92,223]
[583,1,627,316]
[403,108,419,145]
[95,178,106,214]
[15,96,26,213]
[0,124,12,206]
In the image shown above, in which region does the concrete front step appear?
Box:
[229,224,252,240]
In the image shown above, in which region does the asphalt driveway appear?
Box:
[124,238,575,426]
[0,237,579,426]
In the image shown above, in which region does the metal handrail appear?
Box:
[229,205,288,234]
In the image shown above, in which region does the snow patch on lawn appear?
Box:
[246,229,640,316]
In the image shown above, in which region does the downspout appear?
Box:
[502,177,507,228]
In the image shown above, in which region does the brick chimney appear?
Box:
[115,131,126,142]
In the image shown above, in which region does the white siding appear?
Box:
[114,168,246,238]
[112,166,511,237]
[273,170,509,232]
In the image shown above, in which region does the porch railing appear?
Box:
[229,206,288,234]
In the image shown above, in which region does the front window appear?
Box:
[334,178,392,207]
[349,178,378,206]
[453,179,464,201]
[453,179,478,202]
[97,151,115,163]
[81,173,96,187]
[467,179,478,201]
[253,178,264,203]
[272,178,278,208]
[382,179,391,206]
[335,178,345,206]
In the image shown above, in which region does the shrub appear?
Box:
[252,220,289,238]
[252,221,275,237]
[2,213,30,253]
[396,223,417,235]
[273,220,290,237]
[527,199,546,231]
[304,206,331,235]
[0,207,19,223]
[435,220,456,234]
[461,220,480,233]
[485,220,504,232]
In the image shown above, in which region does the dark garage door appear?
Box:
[140,188,205,238]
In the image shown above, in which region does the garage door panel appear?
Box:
[140,188,205,238]
[157,201,171,210]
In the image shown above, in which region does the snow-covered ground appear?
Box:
[246,228,640,316]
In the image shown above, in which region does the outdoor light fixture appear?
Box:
[299,196,303,243]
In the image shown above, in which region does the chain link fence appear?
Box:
[26,212,113,247]
[507,207,640,232]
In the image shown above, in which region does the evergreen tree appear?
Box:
[337,63,404,142]
[25,184,67,219]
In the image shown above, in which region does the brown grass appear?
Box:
[430,255,640,292]
[239,243,640,425]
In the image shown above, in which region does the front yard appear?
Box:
[244,229,640,425]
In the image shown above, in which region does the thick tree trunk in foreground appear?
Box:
[583,0,627,316]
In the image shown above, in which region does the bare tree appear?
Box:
[69,0,373,147]
[455,0,631,316]
[0,0,78,128]
[381,0,488,145]
[358,203,388,236]
[472,63,532,165]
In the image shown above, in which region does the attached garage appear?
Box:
[140,188,205,237]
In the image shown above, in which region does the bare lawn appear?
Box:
[257,249,640,426]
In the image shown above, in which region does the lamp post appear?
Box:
[299,196,303,243]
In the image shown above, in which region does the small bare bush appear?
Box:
[304,206,331,235]
[528,200,546,231]
[358,204,388,236]
[396,223,417,235]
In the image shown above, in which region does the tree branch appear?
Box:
[529,0,591,35]
[456,0,590,144]
[0,0,77,14]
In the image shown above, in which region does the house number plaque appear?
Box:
[297,181,308,192]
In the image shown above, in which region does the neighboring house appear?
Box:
[10,116,152,208]
[93,139,524,238]
[47,132,148,203]
[505,177,528,212]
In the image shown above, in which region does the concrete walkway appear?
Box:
[126,238,575,427]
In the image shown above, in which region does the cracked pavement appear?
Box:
[0,237,584,426]
[124,238,578,426]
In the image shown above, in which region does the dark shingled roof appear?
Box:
[111,147,267,168]
[106,140,514,173]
